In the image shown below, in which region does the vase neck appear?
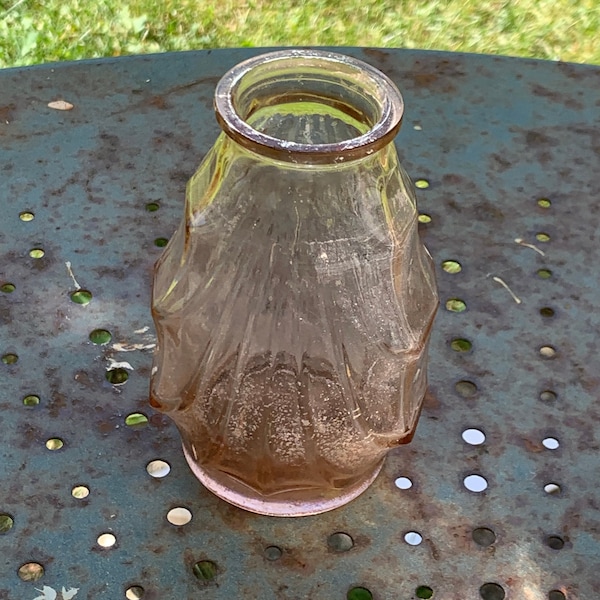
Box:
[214,50,404,165]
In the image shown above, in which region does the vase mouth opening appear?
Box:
[214,50,404,164]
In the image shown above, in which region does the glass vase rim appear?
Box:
[213,49,405,164]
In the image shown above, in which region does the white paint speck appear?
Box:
[48,100,74,111]
[106,358,134,371]
[112,342,156,352]
[33,587,79,600]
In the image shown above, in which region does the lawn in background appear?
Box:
[1,0,599,68]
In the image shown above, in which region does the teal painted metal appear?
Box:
[1,48,599,600]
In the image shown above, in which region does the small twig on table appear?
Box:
[491,275,522,304]
[514,237,545,256]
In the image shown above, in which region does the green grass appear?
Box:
[1,0,599,68]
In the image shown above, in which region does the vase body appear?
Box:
[150,50,438,516]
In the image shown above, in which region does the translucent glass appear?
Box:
[150,50,438,516]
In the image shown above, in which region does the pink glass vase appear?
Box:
[150,50,438,516]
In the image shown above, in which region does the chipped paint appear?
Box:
[33,587,79,600]
[111,342,156,352]
[106,358,134,371]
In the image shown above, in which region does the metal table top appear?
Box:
[1,48,599,600]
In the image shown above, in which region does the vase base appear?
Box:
[182,444,383,517]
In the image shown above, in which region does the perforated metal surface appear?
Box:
[1,48,599,600]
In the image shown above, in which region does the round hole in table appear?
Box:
[0,513,14,533]
[89,328,112,344]
[347,587,373,600]
[539,345,557,358]
[546,535,565,550]
[464,474,488,492]
[537,268,552,279]
[125,586,145,599]
[404,531,423,546]
[446,298,467,312]
[97,532,117,548]
[2,353,18,364]
[264,545,282,561]
[544,483,561,495]
[479,582,505,600]
[70,289,93,305]
[193,560,218,581]
[455,380,477,397]
[72,485,90,499]
[442,259,462,274]
[18,562,44,581]
[542,437,560,450]
[451,338,472,352]
[327,532,354,552]
[472,527,496,546]
[540,390,557,402]
[106,368,129,385]
[125,413,149,427]
[416,585,434,599]
[46,438,64,450]
[462,428,486,445]
[23,394,40,406]
[394,476,413,490]
[167,507,192,526]
[147,460,170,478]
